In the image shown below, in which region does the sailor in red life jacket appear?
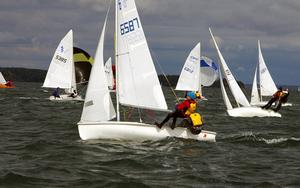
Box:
[155,91,197,129]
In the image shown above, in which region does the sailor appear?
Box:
[5,80,13,87]
[262,87,283,110]
[155,91,198,129]
[52,87,60,99]
[274,88,289,112]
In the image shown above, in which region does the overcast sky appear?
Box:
[1,0,300,85]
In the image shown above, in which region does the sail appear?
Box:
[116,0,168,111]
[73,47,94,84]
[250,65,260,104]
[0,72,6,84]
[80,15,116,122]
[176,43,201,91]
[43,30,74,89]
[209,28,250,107]
[200,56,218,87]
[258,40,277,96]
[219,67,233,110]
[104,57,114,89]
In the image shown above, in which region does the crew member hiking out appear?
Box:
[262,87,283,110]
[274,88,289,112]
[155,91,198,129]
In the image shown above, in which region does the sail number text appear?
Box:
[120,18,140,35]
[56,55,67,63]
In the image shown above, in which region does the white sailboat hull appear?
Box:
[77,121,216,142]
[251,101,292,107]
[49,94,83,101]
[227,107,281,117]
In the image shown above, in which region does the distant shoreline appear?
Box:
[1,67,298,89]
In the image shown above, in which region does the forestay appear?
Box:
[209,28,250,107]
[258,40,277,96]
[176,43,201,91]
[116,0,168,111]
[43,30,74,90]
[80,15,116,122]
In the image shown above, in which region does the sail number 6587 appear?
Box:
[120,18,140,35]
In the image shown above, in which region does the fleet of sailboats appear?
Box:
[77,0,216,142]
[3,0,295,143]
[42,30,83,101]
[250,40,292,106]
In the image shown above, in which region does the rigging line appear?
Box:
[150,48,180,103]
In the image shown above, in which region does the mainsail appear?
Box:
[43,30,75,91]
[250,65,260,104]
[258,40,277,96]
[209,28,250,107]
[116,0,168,111]
[176,43,201,91]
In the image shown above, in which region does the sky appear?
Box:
[0,0,300,85]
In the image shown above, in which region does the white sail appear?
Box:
[176,43,201,91]
[80,15,116,122]
[43,30,74,90]
[219,67,233,110]
[209,28,250,107]
[258,40,277,96]
[104,57,114,89]
[200,56,218,87]
[116,0,168,111]
[250,65,260,104]
[0,72,6,84]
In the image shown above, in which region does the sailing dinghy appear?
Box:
[77,0,216,142]
[0,72,15,88]
[42,30,83,101]
[250,40,292,106]
[209,28,281,117]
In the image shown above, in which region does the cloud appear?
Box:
[0,0,300,85]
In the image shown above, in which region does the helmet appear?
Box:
[187,91,196,100]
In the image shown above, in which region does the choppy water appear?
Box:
[0,82,300,187]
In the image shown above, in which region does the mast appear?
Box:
[198,42,202,94]
[258,40,263,102]
[115,0,120,121]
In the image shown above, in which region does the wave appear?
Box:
[223,131,300,146]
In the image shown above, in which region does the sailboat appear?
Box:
[250,40,292,106]
[77,0,216,142]
[0,72,14,88]
[209,28,281,117]
[176,42,218,97]
[42,30,83,101]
